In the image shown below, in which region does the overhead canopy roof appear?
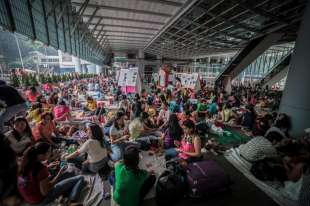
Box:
[71,0,190,52]
[145,0,307,59]
[71,0,306,60]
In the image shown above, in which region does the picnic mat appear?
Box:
[212,127,250,146]
[21,173,108,206]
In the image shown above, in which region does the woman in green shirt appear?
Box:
[113,146,156,206]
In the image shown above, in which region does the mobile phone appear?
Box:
[60,160,67,169]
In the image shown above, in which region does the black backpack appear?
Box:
[156,161,187,206]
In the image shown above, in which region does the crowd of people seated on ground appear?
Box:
[0,75,309,206]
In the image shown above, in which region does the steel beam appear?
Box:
[167,3,244,44]
[97,31,106,44]
[52,0,59,48]
[90,23,159,31]
[82,15,164,25]
[71,2,172,17]
[60,1,67,51]
[105,35,151,39]
[66,2,72,52]
[95,30,154,36]
[108,38,149,43]
[91,17,103,32]
[56,1,69,24]
[234,0,289,25]
[41,0,50,45]
[144,0,200,49]
[47,0,61,18]
[27,0,36,39]
[95,25,105,39]
[85,7,99,26]
[3,0,16,31]
[71,0,90,36]
[80,7,99,41]
[140,0,183,7]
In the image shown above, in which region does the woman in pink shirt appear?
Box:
[165,119,202,162]
[53,100,71,122]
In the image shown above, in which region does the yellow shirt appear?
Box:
[27,109,42,124]
[87,100,97,111]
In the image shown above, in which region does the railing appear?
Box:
[234,42,295,83]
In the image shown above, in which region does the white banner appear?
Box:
[118,69,128,87]
[117,68,140,87]
[177,73,200,90]
[126,68,139,86]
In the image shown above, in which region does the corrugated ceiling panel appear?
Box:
[56,5,65,52]
[46,0,58,49]
[63,11,71,53]
[32,0,48,44]
[0,1,11,29]
[10,0,33,39]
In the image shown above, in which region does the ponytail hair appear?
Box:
[20,142,50,177]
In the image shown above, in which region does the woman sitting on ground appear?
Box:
[53,100,71,122]
[27,103,44,124]
[36,95,49,110]
[165,119,202,162]
[109,111,130,161]
[25,86,40,103]
[18,142,84,205]
[113,146,156,206]
[157,102,170,127]
[48,92,59,106]
[161,114,183,149]
[65,124,108,173]
[4,117,33,155]
[218,103,236,124]
[32,112,59,144]
[85,96,97,112]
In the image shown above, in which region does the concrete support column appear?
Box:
[96,65,103,74]
[82,64,88,74]
[156,55,162,73]
[72,56,81,73]
[138,49,145,75]
[223,76,232,94]
[87,64,96,74]
[279,2,310,137]
[138,49,145,86]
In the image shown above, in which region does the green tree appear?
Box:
[39,74,46,84]
[21,74,31,87]
[29,74,38,86]
[10,72,20,87]
[47,75,52,83]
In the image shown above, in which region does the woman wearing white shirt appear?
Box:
[157,103,170,127]
[65,123,108,173]
[109,111,130,161]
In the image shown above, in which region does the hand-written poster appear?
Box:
[177,73,200,90]
[117,68,139,87]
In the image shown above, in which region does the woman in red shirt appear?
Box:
[25,86,40,103]
[18,142,84,205]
